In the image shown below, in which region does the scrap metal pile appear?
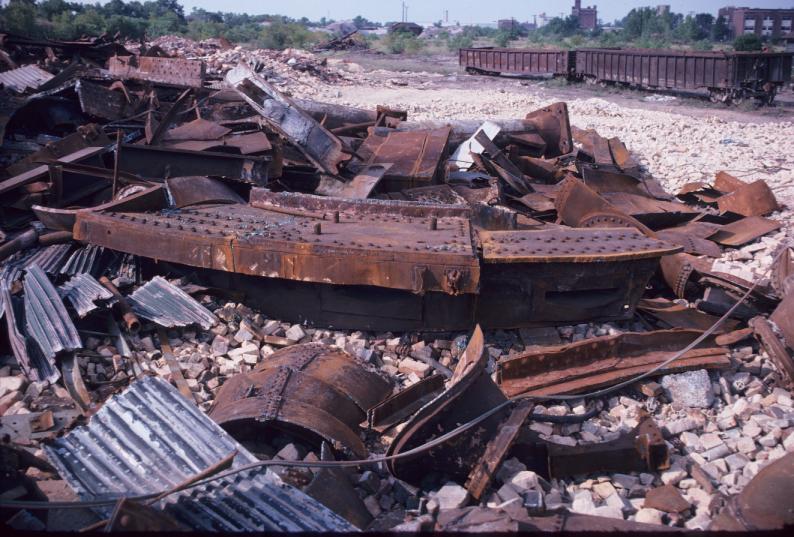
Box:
[1,35,793,532]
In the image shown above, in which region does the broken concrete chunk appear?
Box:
[661,369,715,408]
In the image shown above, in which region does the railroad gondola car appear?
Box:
[459,46,793,105]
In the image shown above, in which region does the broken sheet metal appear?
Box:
[165,176,245,208]
[366,374,446,432]
[164,469,357,532]
[58,273,114,318]
[44,376,355,531]
[711,452,794,531]
[0,64,54,93]
[449,121,501,170]
[497,329,729,398]
[23,263,81,367]
[356,127,451,191]
[1,283,55,383]
[716,179,780,217]
[750,316,794,384]
[638,298,741,334]
[387,326,511,486]
[5,123,110,177]
[108,55,205,87]
[707,216,782,247]
[74,79,129,121]
[225,65,347,175]
[211,343,392,458]
[128,276,217,330]
[314,163,392,199]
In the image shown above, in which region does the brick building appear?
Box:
[718,6,794,39]
[572,0,598,30]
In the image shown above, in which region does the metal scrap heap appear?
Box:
[1,34,793,533]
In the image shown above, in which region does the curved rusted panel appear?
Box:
[711,452,794,530]
[386,326,509,486]
[256,343,392,412]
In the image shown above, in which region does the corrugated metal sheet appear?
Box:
[60,244,111,277]
[59,273,114,318]
[163,469,356,532]
[0,64,54,93]
[23,263,82,361]
[44,377,355,531]
[129,276,217,330]
[0,244,73,286]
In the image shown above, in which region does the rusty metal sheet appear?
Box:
[711,452,794,531]
[163,131,272,155]
[166,176,245,208]
[770,291,794,357]
[524,102,572,157]
[573,127,613,164]
[717,179,780,217]
[357,127,450,191]
[225,65,347,175]
[108,55,205,88]
[117,143,274,184]
[465,400,534,501]
[608,136,640,172]
[771,246,794,296]
[601,191,699,228]
[386,325,511,486]
[366,374,445,432]
[74,79,128,121]
[656,228,723,257]
[314,163,392,198]
[707,216,782,247]
[554,176,651,234]
[497,329,729,398]
[254,343,392,412]
[713,170,746,193]
[162,118,231,141]
[480,228,680,264]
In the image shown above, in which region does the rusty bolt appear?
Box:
[429,217,438,230]
[313,223,322,235]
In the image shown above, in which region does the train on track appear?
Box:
[459,47,793,105]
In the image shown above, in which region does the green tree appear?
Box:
[733,33,762,51]
[712,15,729,41]
[446,32,473,51]
[1,0,38,36]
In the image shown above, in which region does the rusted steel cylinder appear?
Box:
[99,276,141,334]
[37,230,73,246]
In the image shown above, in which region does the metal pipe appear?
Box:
[99,276,141,334]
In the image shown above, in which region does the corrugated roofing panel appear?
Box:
[23,263,81,360]
[129,276,217,330]
[59,273,114,317]
[44,377,355,531]
[0,64,54,93]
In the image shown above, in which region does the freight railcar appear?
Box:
[458,47,571,77]
[459,47,793,105]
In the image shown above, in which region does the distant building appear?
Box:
[498,18,520,32]
[572,0,598,30]
[536,13,553,28]
[656,5,670,16]
[718,6,794,39]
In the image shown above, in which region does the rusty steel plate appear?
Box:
[165,176,244,208]
[707,216,782,247]
[717,179,780,217]
[497,329,729,398]
[74,202,480,294]
[108,56,205,87]
[357,127,451,191]
[254,342,392,412]
[479,228,680,264]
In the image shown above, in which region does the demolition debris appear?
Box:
[0,31,793,533]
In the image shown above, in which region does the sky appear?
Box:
[72,1,794,25]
